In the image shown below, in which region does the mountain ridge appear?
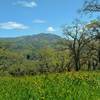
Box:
[0,33,62,52]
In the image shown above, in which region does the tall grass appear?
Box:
[0,72,100,100]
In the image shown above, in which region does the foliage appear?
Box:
[0,30,100,76]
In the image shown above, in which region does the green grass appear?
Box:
[0,72,100,100]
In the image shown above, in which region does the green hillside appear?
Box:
[0,33,65,76]
[0,33,62,51]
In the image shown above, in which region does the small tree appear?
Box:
[38,47,56,73]
[55,50,70,72]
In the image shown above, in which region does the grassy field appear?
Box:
[0,72,100,100]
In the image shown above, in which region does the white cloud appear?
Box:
[47,27,55,32]
[14,0,37,8]
[33,19,46,24]
[0,22,28,30]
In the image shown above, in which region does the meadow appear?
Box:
[0,71,100,100]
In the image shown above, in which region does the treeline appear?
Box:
[0,47,70,76]
[0,20,100,76]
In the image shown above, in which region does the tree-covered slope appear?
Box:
[0,33,62,51]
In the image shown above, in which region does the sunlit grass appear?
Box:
[0,71,100,100]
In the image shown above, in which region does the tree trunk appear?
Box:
[97,40,100,69]
[75,56,80,71]
[88,60,91,71]
[98,49,100,63]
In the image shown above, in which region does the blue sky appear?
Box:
[0,0,99,37]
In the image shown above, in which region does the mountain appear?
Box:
[0,33,62,52]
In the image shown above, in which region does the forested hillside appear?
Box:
[0,33,64,76]
[0,22,100,76]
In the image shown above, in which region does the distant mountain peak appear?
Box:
[0,33,62,51]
